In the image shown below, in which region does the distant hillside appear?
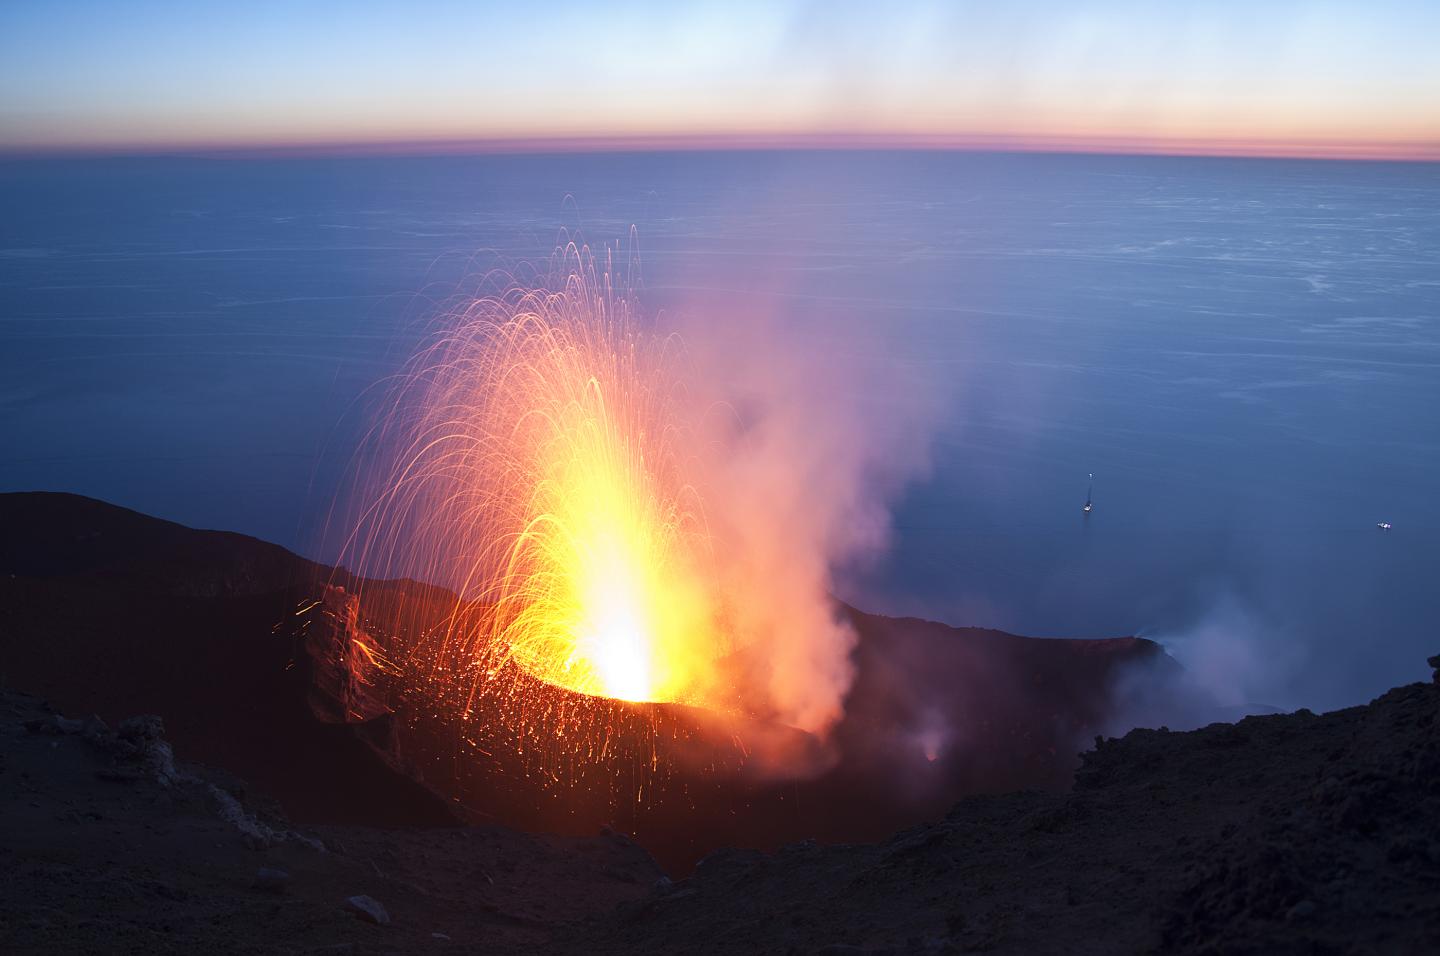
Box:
[0,491,1173,870]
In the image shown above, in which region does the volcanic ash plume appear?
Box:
[677,308,940,734]
[343,243,937,746]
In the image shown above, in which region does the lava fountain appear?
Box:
[343,243,730,720]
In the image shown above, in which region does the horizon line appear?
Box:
[4,131,1438,164]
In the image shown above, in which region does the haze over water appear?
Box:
[2,151,1436,715]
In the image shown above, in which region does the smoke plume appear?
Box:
[677,307,942,733]
[339,242,942,742]
[1106,593,1303,735]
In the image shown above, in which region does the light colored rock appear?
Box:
[346,894,390,925]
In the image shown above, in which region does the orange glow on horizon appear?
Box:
[7,2,1437,164]
[6,128,1435,162]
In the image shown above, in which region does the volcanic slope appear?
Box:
[576,655,1440,954]
[2,661,1437,953]
[0,689,662,955]
[0,492,1170,871]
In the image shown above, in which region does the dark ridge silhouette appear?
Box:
[0,491,1170,870]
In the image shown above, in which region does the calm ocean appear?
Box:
[2,150,1436,712]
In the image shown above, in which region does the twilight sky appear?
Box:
[2,0,1437,157]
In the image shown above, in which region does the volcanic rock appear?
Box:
[253,867,291,893]
[0,492,465,832]
[0,688,667,953]
[24,714,82,735]
[0,491,1180,871]
[118,713,165,741]
[346,894,390,925]
[5,501,1435,950]
[572,662,1440,954]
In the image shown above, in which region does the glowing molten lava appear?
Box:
[357,246,725,706]
[489,316,720,703]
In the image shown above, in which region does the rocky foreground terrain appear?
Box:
[3,657,1438,954]
[0,688,660,954]
[0,493,1177,871]
[2,492,1437,953]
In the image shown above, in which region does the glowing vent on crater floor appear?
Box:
[355,246,726,707]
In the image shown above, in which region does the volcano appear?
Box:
[4,490,1437,954]
[0,491,1172,871]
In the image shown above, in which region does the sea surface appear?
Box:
[2,151,1437,713]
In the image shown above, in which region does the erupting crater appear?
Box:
[345,244,731,721]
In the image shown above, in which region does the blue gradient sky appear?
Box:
[2,0,1437,156]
